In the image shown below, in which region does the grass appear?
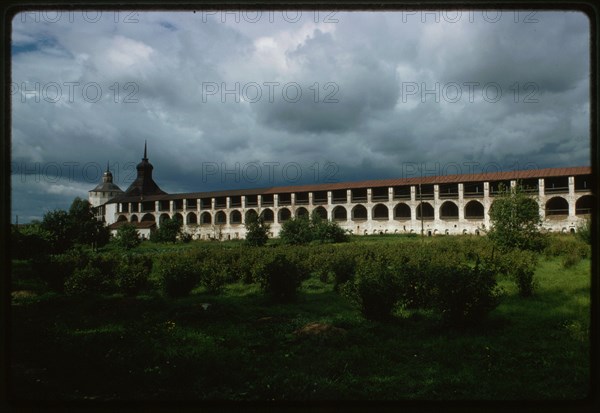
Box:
[9,238,591,401]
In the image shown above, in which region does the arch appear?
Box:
[117,215,127,222]
[332,206,347,221]
[313,206,328,220]
[215,211,227,225]
[173,213,183,224]
[545,196,569,216]
[394,203,411,220]
[372,203,389,220]
[295,207,309,218]
[186,212,197,225]
[141,213,155,222]
[278,208,291,222]
[416,202,434,220]
[260,208,274,223]
[130,215,138,223]
[245,209,258,222]
[352,204,368,220]
[464,200,484,219]
[576,195,594,215]
[200,211,212,225]
[159,213,170,223]
[230,210,242,224]
[440,201,458,220]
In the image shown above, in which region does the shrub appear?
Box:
[431,263,502,326]
[576,217,591,245]
[64,263,113,295]
[116,254,152,296]
[252,253,301,302]
[156,253,200,297]
[342,255,400,321]
[279,217,313,245]
[114,223,141,250]
[198,256,230,294]
[151,218,182,243]
[562,251,582,269]
[504,249,538,297]
[35,248,90,292]
[180,232,193,243]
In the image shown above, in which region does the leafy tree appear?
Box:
[488,183,545,251]
[279,216,313,245]
[41,209,72,253]
[11,222,52,259]
[151,217,182,243]
[114,223,141,250]
[244,213,270,246]
[69,198,109,248]
[279,211,348,245]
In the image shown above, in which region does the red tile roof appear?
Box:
[108,166,591,203]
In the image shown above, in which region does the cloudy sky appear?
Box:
[11,10,589,222]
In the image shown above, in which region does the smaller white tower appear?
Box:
[88,162,124,208]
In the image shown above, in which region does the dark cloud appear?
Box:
[10,11,590,222]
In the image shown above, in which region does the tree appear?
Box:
[69,198,109,248]
[151,217,181,243]
[41,209,72,253]
[244,213,270,246]
[488,183,545,251]
[279,211,348,245]
[114,223,141,250]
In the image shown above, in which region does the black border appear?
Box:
[1,1,598,412]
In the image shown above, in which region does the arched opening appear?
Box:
[245,209,258,222]
[576,195,594,215]
[440,201,458,220]
[215,211,227,225]
[261,209,274,223]
[200,212,212,225]
[278,208,291,222]
[159,213,170,223]
[394,203,411,220]
[372,204,389,220]
[117,215,127,222]
[313,206,328,220]
[173,213,183,224]
[416,202,434,220]
[332,206,347,221]
[141,213,155,222]
[545,197,569,217]
[130,215,138,223]
[230,210,242,224]
[295,207,309,219]
[464,200,484,219]
[186,212,197,225]
[352,205,367,221]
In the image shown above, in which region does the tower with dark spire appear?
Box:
[124,141,166,197]
[88,161,124,207]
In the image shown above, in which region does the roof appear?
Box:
[107,165,592,204]
[89,181,124,193]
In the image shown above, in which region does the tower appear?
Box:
[88,161,124,208]
[124,141,166,197]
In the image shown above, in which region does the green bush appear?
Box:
[198,256,230,294]
[64,263,113,295]
[116,254,152,296]
[114,223,141,250]
[576,217,591,245]
[432,263,502,326]
[155,253,200,297]
[252,252,301,302]
[342,255,400,321]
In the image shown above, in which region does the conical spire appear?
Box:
[106,161,110,173]
[143,140,147,160]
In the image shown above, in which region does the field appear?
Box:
[9,235,591,401]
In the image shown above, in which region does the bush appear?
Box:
[576,217,591,245]
[180,232,193,243]
[151,218,182,243]
[116,254,152,296]
[35,248,90,292]
[156,253,200,297]
[503,249,538,297]
[114,223,141,250]
[279,214,349,245]
[342,255,400,321]
[432,263,502,326]
[252,253,301,302]
[64,263,114,295]
[198,256,230,294]
[244,214,270,247]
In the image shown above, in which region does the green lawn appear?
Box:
[10,243,591,401]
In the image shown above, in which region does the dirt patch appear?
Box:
[293,322,347,339]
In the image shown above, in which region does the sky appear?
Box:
[11,10,590,222]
